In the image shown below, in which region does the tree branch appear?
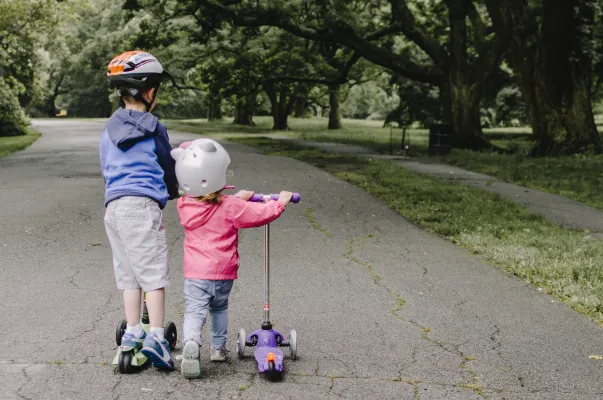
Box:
[195,0,444,84]
[166,75,203,92]
[364,23,405,41]
[389,0,450,66]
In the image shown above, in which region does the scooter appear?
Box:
[236,191,300,381]
[112,294,178,373]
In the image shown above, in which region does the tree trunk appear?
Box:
[485,0,601,155]
[47,75,64,117]
[293,97,309,118]
[207,97,222,121]
[266,85,296,130]
[233,92,255,126]
[328,84,342,130]
[448,77,491,149]
[445,0,492,150]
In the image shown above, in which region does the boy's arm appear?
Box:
[155,124,180,200]
[229,197,285,229]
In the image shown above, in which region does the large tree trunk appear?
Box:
[266,85,296,130]
[233,92,255,126]
[207,95,223,121]
[485,0,601,155]
[47,75,64,118]
[447,0,491,150]
[328,84,342,130]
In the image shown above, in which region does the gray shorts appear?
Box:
[104,196,170,291]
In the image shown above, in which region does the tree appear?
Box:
[485,0,602,155]
[188,0,504,149]
[0,0,55,135]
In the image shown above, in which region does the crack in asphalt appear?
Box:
[111,374,122,400]
[61,294,115,344]
[16,365,33,400]
[344,233,487,399]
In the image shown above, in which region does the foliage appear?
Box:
[0,0,55,134]
[0,78,30,136]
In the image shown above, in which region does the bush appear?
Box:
[0,79,30,137]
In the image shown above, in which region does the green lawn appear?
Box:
[0,127,42,158]
[446,151,603,210]
[166,117,603,210]
[229,136,603,326]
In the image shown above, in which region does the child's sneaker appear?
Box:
[141,332,174,370]
[181,341,201,379]
[210,347,228,362]
[120,331,146,351]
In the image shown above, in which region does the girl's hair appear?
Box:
[194,190,223,204]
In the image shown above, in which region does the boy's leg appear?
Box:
[210,280,234,361]
[181,279,213,379]
[115,197,172,368]
[104,199,144,348]
[145,289,164,331]
[123,289,142,326]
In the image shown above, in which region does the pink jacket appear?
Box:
[177,195,285,280]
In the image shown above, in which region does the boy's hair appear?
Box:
[117,86,149,106]
[194,190,223,204]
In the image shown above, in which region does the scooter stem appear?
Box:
[263,223,271,329]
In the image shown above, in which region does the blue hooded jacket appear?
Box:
[100,108,179,208]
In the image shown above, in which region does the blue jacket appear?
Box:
[100,108,179,208]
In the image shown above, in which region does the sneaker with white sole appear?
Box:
[210,347,228,362]
[141,332,174,370]
[120,331,146,352]
[181,341,201,379]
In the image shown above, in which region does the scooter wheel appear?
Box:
[266,361,283,382]
[116,320,127,346]
[118,351,134,374]
[164,321,177,350]
[289,329,297,360]
[237,328,246,358]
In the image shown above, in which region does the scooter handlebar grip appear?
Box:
[248,193,301,203]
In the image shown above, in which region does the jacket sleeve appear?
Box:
[154,123,179,200]
[228,197,285,229]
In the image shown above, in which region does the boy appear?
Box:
[100,50,178,370]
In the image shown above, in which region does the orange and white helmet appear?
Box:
[107,50,170,110]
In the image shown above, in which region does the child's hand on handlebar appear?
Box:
[278,191,293,206]
[235,190,254,201]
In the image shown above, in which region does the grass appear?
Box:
[165,116,532,156]
[446,151,603,210]
[228,136,603,325]
[0,127,41,158]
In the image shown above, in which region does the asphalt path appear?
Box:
[1,120,602,400]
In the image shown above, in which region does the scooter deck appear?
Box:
[112,347,148,367]
[112,323,151,367]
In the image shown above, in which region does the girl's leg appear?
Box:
[182,279,213,379]
[209,280,234,350]
[183,279,212,345]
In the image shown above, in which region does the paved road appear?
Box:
[1,120,603,400]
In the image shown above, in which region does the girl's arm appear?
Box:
[229,197,285,229]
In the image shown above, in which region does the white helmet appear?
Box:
[170,139,231,197]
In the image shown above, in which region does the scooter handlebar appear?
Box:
[249,193,300,203]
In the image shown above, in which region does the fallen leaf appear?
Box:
[588,355,603,360]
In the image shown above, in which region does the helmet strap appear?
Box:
[117,85,160,112]
[137,85,160,112]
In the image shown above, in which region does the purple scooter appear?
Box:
[237,191,300,381]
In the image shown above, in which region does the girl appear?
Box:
[170,139,293,379]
